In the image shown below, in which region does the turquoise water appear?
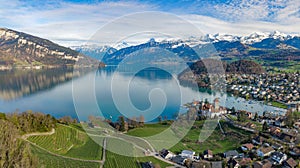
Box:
[0,67,286,122]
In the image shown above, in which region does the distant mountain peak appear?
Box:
[0,28,98,67]
[114,41,130,50]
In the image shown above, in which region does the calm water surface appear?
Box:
[0,67,286,122]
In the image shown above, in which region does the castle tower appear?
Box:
[214,98,220,111]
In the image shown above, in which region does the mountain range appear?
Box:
[73,31,300,65]
[1,28,299,68]
[0,28,98,68]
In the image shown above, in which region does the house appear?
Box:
[279,132,297,143]
[141,161,155,168]
[275,118,286,127]
[283,158,298,168]
[181,150,195,159]
[191,160,211,168]
[171,156,186,165]
[237,158,252,167]
[271,152,287,164]
[246,112,253,119]
[293,121,300,129]
[227,158,239,168]
[253,160,272,168]
[224,150,239,159]
[289,147,300,157]
[272,143,283,150]
[244,122,256,129]
[257,146,275,157]
[269,126,281,137]
[210,161,222,168]
[88,122,94,128]
[203,150,213,159]
[241,143,254,151]
[252,136,265,145]
[159,149,174,159]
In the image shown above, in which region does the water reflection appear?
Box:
[0,68,85,100]
[0,67,286,121]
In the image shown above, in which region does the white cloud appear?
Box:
[183,14,300,35]
[0,0,300,47]
[0,0,158,46]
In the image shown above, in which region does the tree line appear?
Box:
[0,110,77,168]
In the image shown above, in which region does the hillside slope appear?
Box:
[0,28,98,67]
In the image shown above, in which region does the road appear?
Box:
[21,128,55,139]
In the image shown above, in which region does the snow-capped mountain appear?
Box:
[72,31,300,64]
[71,45,117,60]
[206,33,240,43]
[114,41,130,50]
[240,32,271,44]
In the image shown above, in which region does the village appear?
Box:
[226,73,300,106]
[145,98,300,168]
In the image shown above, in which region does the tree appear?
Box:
[254,112,258,121]
[59,116,73,125]
[0,120,38,168]
[262,121,268,132]
[285,111,300,128]
[0,112,6,120]
[231,107,236,114]
[237,111,247,122]
[158,116,162,124]
[263,111,266,117]
[205,98,209,104]
[118,116,126,132]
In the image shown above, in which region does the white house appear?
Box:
[271,152,287,165]
[181,150,195,159]
[257,146,275,157]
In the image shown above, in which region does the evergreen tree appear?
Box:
[262,121,268,132]
[118,116,126,132]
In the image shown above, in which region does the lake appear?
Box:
[0,67,286,122]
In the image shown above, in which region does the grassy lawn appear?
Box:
[31,145,100,168]
[127,120,253,155]
[227,115,237,121]
[270,101,288,109]
[104,150,172,168]
[137,156,172,168]
[126,123,170,137]
[170,122,246,154]
[104,136,172,168]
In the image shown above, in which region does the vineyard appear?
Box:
[27,124,172,168]
[31,145,100,168]
[28,124,102,160]
[104,137,171,168]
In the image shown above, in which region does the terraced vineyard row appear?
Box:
[31,145,100,168]
[28,124,102,160]
[104,151,139,168]
[104,137,171,168]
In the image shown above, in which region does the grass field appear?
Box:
[28,124,102,160]
[126,123,170,137]
[127,120,252,155]
[169,120,252,154]
[104,151,172,168]
[270,101,288,109]
[31,145,100,168]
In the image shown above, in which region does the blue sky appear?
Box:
[1,0,300,46]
